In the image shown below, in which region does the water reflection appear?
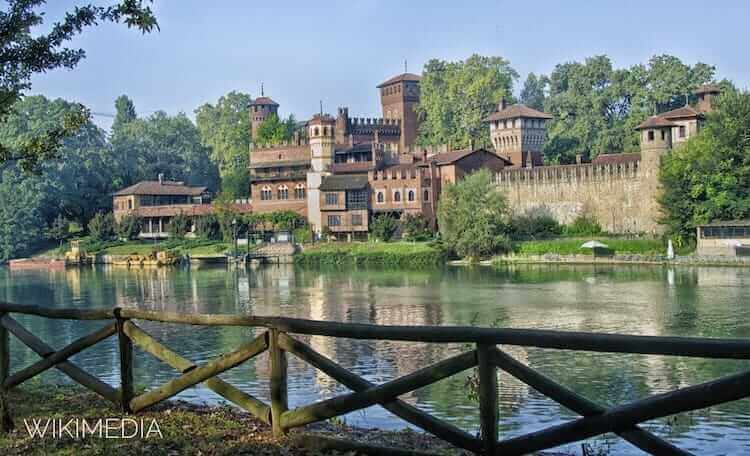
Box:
[1,264,750,455]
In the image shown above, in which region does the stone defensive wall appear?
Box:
[347,117,401,136]
[494,160,661,234]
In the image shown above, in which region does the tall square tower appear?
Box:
[377,73,421,153]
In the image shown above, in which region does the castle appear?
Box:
[113,71,720,240]
[249,71,721,237]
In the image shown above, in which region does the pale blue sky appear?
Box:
[30,1,750,130]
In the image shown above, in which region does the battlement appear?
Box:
[348,116,401,136]
[495,160,641,186]
[251,138,310,150]
[349,117,401,127]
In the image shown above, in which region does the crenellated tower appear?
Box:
[249,88,279,140]
[378,72,421,153]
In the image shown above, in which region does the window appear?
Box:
[295,185,305,199]
[261,186,272,201]
[394,191,401,202]
[313,127,319,136]
[325,192,339,205]
[647,131,654,141]
[423,189,429,202]
[661,130,667,140]
[376,191,385,203]
[679,125,686,138]
[346,190,368,209]
[278,185,289,200]
[407,190,415,202]
[327,215,341,226]
[128,199,133,210]
[351,214,363,226]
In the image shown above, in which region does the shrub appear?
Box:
[509,207,561,240]
[293,226,312,244]
[437,169,512,261]
[116,214,142,240]
[194,214,221,240]
[88,212,116,241]
[168,213,191,239]
[564,214,602,236]
[371,214,399,241]
[401,213,433,241]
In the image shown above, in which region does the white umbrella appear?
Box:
[580,240,608,249]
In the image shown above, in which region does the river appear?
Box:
[1,264,749,455]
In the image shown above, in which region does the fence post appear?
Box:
[477,343,498,454]
[269,328,288,436]
[115,311,134,414]
[0,312,13,432]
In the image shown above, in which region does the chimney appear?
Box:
[499,97,508,111]
[158,173,164,184]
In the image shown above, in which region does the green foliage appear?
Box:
[292,227,312,244]
[659,88,750,243]
[194,91,252,198]
[543,55,716,164]
[563,214,603,237]
[371,214,399,242]
[0,166,46,260]
[519,73,549,111]
[0,1,157,171]
[213,193,241,241]
[253,113,296,146]
[88,212,116,242]
[194,215,221,240]
[47,215,70,245]
[111,106,220,191]
[116,214,142,240]
[167,213,191,239]
[267,210,306,231]
[437,169,511,261]
[295,242,447,268]
[417,54,518,149]
[509,207,562,240]
[401,213,433,242]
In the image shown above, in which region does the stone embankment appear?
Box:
[491,253,750,267]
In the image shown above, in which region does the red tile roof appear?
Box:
[376,73,421,88]
[422,148,513,166]
[114,181,207,196]
[331,162,376,174]
[484,104,553,121]
[694,84,721,95]
[636,116,676,130]
[659,105,701,120]
[250,96,278,106]
[591,153,641,165]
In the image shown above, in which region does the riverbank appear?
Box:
[0,385,457,456]
[295,241,448,268]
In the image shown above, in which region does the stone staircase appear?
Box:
[248,242,296,263]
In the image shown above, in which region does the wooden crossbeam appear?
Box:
[281,350,476,430]
[494,367,750,455]
[3,323,116,390]
[490,347,691,455]
[0,315,120,404]
[122,321,271,424]
[278,333,482,453]
[129,332,268,413]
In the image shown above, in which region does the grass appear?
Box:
[511,237,666,257]
[33,237,233,258]
[295,241,448,268]
[0,385,454,455]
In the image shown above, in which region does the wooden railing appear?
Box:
[1,302,749,455]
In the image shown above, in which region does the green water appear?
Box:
[1,264,749,455]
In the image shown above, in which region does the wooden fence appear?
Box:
[1,302,749,455]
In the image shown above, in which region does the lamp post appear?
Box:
[232,218,238,259]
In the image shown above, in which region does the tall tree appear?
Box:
[0,0,157,171]
[417,54,518,149]
[659,88,750,245]
[112,94,138,132]
[195,91,252,172]
[253,113,296,147]
[519,73,548,111]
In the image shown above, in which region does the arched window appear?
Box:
[294,184,305,199]
[261,186,272,201]
[377,191,384,203]
[394,191,401,202]
[423,189,429,202]
[407,190,415,202]
[313,127,319,136]
[323,126,328,136]
[277,185,289,200]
